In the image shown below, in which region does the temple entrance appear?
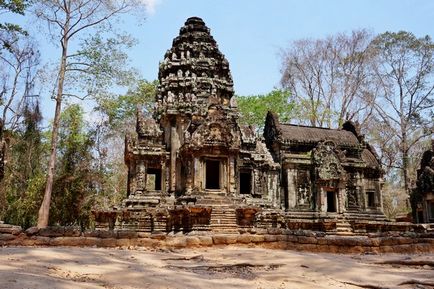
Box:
[206,160,220,189]
[146,168,162,191]
[366,191,375,208]
[240,171,252,194]
[327,191,337,212]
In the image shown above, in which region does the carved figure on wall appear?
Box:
[136,164,146,191]
[297,170,311,206]
[346,173,359,208]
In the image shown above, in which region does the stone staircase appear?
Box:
[335,219,354,235]
[195,194,239,234]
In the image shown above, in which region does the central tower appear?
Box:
[155,17,240,195]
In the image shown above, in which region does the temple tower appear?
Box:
[155,17,240,196]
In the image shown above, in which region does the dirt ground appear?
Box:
[0,246,433,289]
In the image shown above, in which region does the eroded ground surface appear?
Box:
[0,246,433,289]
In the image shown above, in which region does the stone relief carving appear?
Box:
[313,141,344,180]
[346,172,359,208]
[297,170,311,206]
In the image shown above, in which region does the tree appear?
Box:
[236,89,295,129]
[369,31,434,196]
[0,30,40,183]
[50,104,95,227]
[280,30,377,128]
[91,79,158,209]
[0,0,29,44]
[34,0,147,228]
[2,99,46,227]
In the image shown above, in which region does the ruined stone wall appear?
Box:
[1,223,433,254]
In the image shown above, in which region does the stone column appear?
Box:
[286,168,297,209]
[228,156,236,195]
[186,159,193,194]
[169,120,180,192]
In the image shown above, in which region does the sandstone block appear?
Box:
[39,226,64,237]
[0,233,16,241]
[117,230,138,239]
[213,234,237,245]
[250,234,265,243]
[25,227,39,236]
[297,236,317,244]
[63,226,81,237]
[50,237,85,247]
[197,236,213,246]
[185,236,200,247]
[167,237,187,248]
[264,235,277,242]
[237,234,252,244]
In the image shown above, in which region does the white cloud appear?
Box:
[139,0,161,15]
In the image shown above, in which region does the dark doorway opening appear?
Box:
[240,171,252,194]
[327,191,336,212]
[206,160,220,189]
[147,168,162,190]
[366,191,375,208]
[417,210,424,223]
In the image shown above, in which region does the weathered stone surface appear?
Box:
[63,226,81,237]
[39,226,64,237]
[213,234,238,245]
[264,235,278,242]
[197,236,213,246]
[166,237,187,248]
[117,230,138,239]
[25,227,39,236]
[0,225,22,235]
[0,233,16,241]
[297,236,318,244]
[50,237,85,247]
[185,236,201,247]
[250,234,265,243]
[237,234,253,244]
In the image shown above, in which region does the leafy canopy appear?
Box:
[236,89,295,129]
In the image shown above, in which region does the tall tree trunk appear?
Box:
[37,35,69,228]
[0,119,4,182]
[401,130,410,209]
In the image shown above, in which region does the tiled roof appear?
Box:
[278,123,360,147]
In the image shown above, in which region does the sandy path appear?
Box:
[0,246,433,289]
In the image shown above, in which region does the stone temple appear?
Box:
[100,17,388,234]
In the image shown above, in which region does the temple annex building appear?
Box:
[100,17,389,235]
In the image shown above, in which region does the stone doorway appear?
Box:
[206,160,220,189]
[239,171,252,194]
[327,191,337,212]
[146,168,162,191]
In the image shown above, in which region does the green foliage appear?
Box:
[69,32,138,99]
[2,102,46,228]
[0,0,27,14]
[236,89,295,128]
[49,104,96,228]
[96,79,158,131]
[0,0,29,42]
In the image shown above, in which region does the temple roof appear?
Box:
[155,17,234,119]
[278,123,360,147]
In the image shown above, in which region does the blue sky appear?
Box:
[7,0,434,119]
[132,0,434,96]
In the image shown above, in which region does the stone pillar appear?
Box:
[186,159,193,194]
[169,122,179,192]
[193,157,199,191]
[161,160,167,194]
[338,180,346,214]
[228,156,236,195]
[286,168,297,209]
